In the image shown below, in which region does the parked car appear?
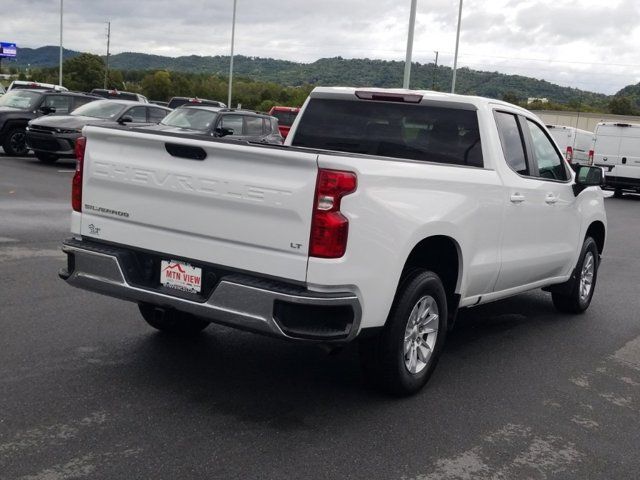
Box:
[26,99,171,163]
[592,121,640,196]
[0,89,97,156]
[150,100,169,107]
[268,106,300,139]
[546,124,593,166]
[143,106,283,144]
[60,87,606,396]
[167,97,226,109]
[7,80,68,92]
[90,89,148,103]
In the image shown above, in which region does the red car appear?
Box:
[268,106,300,139]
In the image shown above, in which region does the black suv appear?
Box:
[143,106,283,144]
[0,89,99,156]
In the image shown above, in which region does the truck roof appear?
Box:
[309,86,531,114]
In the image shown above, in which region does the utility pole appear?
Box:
[59,0,63,86]
[227,0,237,108]
[104,22,111,89]
[403,0,418,89]
[451,0,463,93]
[432,51,439,90]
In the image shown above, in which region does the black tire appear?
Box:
[551,237,599,314]
[2,128,28,156]
[613,188,623,198]
[139,303,209,336]
[35,151,59,164]
[359,270,448,396]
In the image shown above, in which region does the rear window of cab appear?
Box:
[292,98,483,168]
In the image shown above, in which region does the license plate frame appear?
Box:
[160,259,202,294]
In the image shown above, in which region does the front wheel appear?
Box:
[139,303,209,336]
[552,237,599,313]
[2,128,28,156]
[613,188,623,198]
[360,270,447,396]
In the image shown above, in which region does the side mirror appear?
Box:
[118,115,133,124]
[573,165,605,196]
[215,127,234,137]
[40,105,56,115]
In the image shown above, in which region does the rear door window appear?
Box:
[244,116,263,136]
[494,111,528,175]
[126,106,147,123]
[148,107,169,123]
[292,98,483,167]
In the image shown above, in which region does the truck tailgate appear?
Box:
[79,126,318,282]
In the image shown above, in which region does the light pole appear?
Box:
[432,50,439,90]
[227,0,237,108]
[59,0,63,86]
[403,0,418,89]
[451,0,463,93]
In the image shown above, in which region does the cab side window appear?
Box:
[526,120,569,181]
[126,106,147,123]
[244,116,263,136]
[42,95,72,114]
[494,111,528,175]
[220,115,243,136]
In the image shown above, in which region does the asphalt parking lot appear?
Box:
[1,152,640,480]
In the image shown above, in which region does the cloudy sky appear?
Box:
[3,0,639,94]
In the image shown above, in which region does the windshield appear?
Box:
[0,90,42,109]
[161,108,218,131]
[71,100,127,119]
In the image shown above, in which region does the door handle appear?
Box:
[545,194,558,205]
[510,193,525,203]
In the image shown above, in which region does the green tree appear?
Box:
[141,71,172,101]
[63,53,105,91]
[501,91,520,105]
[608,96,635,115]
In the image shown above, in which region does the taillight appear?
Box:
[566,146,573,163]
[72,136,86,212]
[309,169,357,258]
[588,149,594,165]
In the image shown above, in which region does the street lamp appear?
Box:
[59,0,63,86]
[403,0,418,89]
[227,0,237,108]
[451,0,463,93]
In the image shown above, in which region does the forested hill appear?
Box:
[11,46,606,104]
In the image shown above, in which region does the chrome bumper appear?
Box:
[59,240,362,342]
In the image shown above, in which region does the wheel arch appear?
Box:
[399,235,463,330]
[585,221,605,255]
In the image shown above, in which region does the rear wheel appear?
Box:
[2,128,28,156]
[613,188,623,198]
[552,237,599,313]
[139,303,209,336]
[35,151,59,164]
[360,270,447,396]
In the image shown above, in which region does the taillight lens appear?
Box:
[588,149,594,165]
[309,169,357,258]
[565,146,573,163]
[72,136,86,212]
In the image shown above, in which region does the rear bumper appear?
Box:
[59,238,362,342]
[604,175,640,190]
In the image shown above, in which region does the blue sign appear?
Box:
[0,42,17,58]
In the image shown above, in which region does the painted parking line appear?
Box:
[57,170,75,173]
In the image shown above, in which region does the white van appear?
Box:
[546,124,593,166]
[592,122,640,196]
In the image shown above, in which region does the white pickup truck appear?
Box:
[60,87,607,395]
